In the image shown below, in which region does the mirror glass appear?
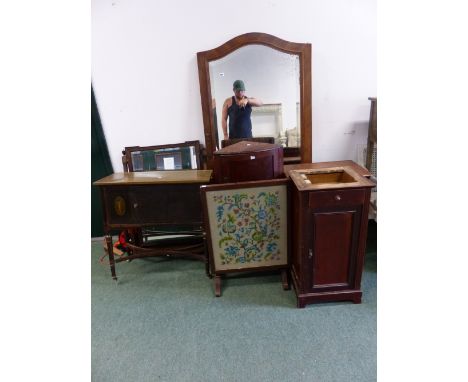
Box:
[209,45,301,150]
[130,146,199,171]
[124,141,201,171]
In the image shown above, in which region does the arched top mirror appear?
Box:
[197,32,311,168]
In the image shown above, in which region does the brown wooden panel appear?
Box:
[130,184,202,225]
[103,184,203,227]
[213,143,283,183]
[310,211,355,287]
[93,170,212,185]
[225,155,273,183]
[220,137,275,149]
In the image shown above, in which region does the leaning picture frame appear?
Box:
[200,178,290,296]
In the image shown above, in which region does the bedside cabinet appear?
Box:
[289,166,375,308]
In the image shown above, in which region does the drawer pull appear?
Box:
[335,195,341,201]
[308,249,313,259]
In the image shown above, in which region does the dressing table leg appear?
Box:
[105,234,118,281]
[214,275,221,297]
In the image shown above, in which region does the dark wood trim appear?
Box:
[200,177,288,193]
[197,32,312,168]
[366,97,377,172]
[353,188,372,288]
[221,137,275,148]
[211,264,288,276]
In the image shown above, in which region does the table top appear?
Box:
[93,170,213,186]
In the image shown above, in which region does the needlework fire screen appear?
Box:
[201,179,288,273]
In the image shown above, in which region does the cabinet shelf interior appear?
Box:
[303,170,357,185]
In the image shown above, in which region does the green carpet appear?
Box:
[92,221,377,381]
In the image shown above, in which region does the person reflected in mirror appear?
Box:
[222,80,263,140]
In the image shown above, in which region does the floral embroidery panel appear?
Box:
[206,185,287,271]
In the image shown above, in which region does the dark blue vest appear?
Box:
[228,96,253,138]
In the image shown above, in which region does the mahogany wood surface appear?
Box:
[221,137,275,148]
[213,141,283,183]
[215,140,281,154]
[197,33,312,167]
[289,164,374,308]
[93,170,212,186]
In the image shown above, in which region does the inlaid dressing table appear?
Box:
[93,170,212,280]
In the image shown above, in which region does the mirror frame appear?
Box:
[197,32,312,168]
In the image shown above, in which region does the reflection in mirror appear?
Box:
[130,147,196,171]
[122,141,201,172]
[209,45,300,150]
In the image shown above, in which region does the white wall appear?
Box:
[92,0,376,171]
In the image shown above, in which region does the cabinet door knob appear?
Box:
[335,195,341,201]
[133,203,138,208]
[308,249,313,259]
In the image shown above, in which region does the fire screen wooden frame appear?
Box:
[201,178,290,296]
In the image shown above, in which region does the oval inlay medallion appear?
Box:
[114,196,126,216]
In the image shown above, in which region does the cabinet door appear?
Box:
[306,205,362,292]
[129,184,203,225]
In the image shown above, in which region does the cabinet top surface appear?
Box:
[214,141,281,155]
[290,166,375,191]
[93,170,213,186]
[284,160,371,178]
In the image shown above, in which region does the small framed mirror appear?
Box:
[122,140,202,172]
[197,33,311,168]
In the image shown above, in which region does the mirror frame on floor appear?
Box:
[197,32,312,168]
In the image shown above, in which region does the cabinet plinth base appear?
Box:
[291,267,362,308]
[295,290,362,308]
